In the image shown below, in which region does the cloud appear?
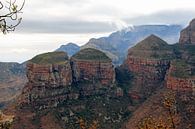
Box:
[18,9,195,34]
[124,10,195,26]
[18,19,116,33]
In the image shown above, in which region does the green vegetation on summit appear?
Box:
[128,35,174,59]
[72,48,111,62]
[30,52,69,65]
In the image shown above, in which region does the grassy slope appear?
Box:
[72,48,111,62]
[30,52,69,65]
[129,35,174,59]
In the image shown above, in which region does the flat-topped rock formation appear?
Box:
[19,49,118,109]
[20,52,74,109]
[71,48,115,86]
[179,19,195,44]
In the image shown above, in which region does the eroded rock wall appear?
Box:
[71,58,115,86]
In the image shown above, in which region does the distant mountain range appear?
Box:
[57,25,182,65]
[82,25,182,65]
[55,43,80,56]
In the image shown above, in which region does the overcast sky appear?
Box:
[0,0,195,63]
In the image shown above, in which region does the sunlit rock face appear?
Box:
[179,19,195,44]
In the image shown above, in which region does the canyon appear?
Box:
[1,19,195,129]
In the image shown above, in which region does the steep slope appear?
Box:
[55,43,80,56]
[123,88,195,129]
[82,25,182,65]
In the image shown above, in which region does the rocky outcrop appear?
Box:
[71,48,115,86]
[179,19,195,44]
[20,49,117,109]
[166,76,195,92]
[123,35,173,98]
[20,52,74,109]
[166,60,195,92]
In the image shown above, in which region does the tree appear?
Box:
[0,0,25,34]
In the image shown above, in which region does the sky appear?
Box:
[0,0,195,63]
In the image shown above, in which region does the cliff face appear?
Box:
[123,35,173,98]
[20,49,116,109]
[20,52,74,109]
[71,48,115,86]
[166,60,195,92]
[179,19,195,44]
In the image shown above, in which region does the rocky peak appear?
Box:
[123,35,172,99]
[128,35,174,60]
[131,34,168,50]
[179,18,195,44]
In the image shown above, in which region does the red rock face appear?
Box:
[124,56,170,97]
[20,62,73,108]
[179,19,195,44]
[166,64,195,92]
[71,58,115,86]
[27,63,72,86]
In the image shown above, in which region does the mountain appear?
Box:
[55,43,80,56]
[82,25,182,65]
[123,35,173,99]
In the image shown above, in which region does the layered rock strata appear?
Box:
[71,48,115,85]
[166,60,195,93]
[20,52,74,109]
[123,35,173,98]
[179,19,195,44]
